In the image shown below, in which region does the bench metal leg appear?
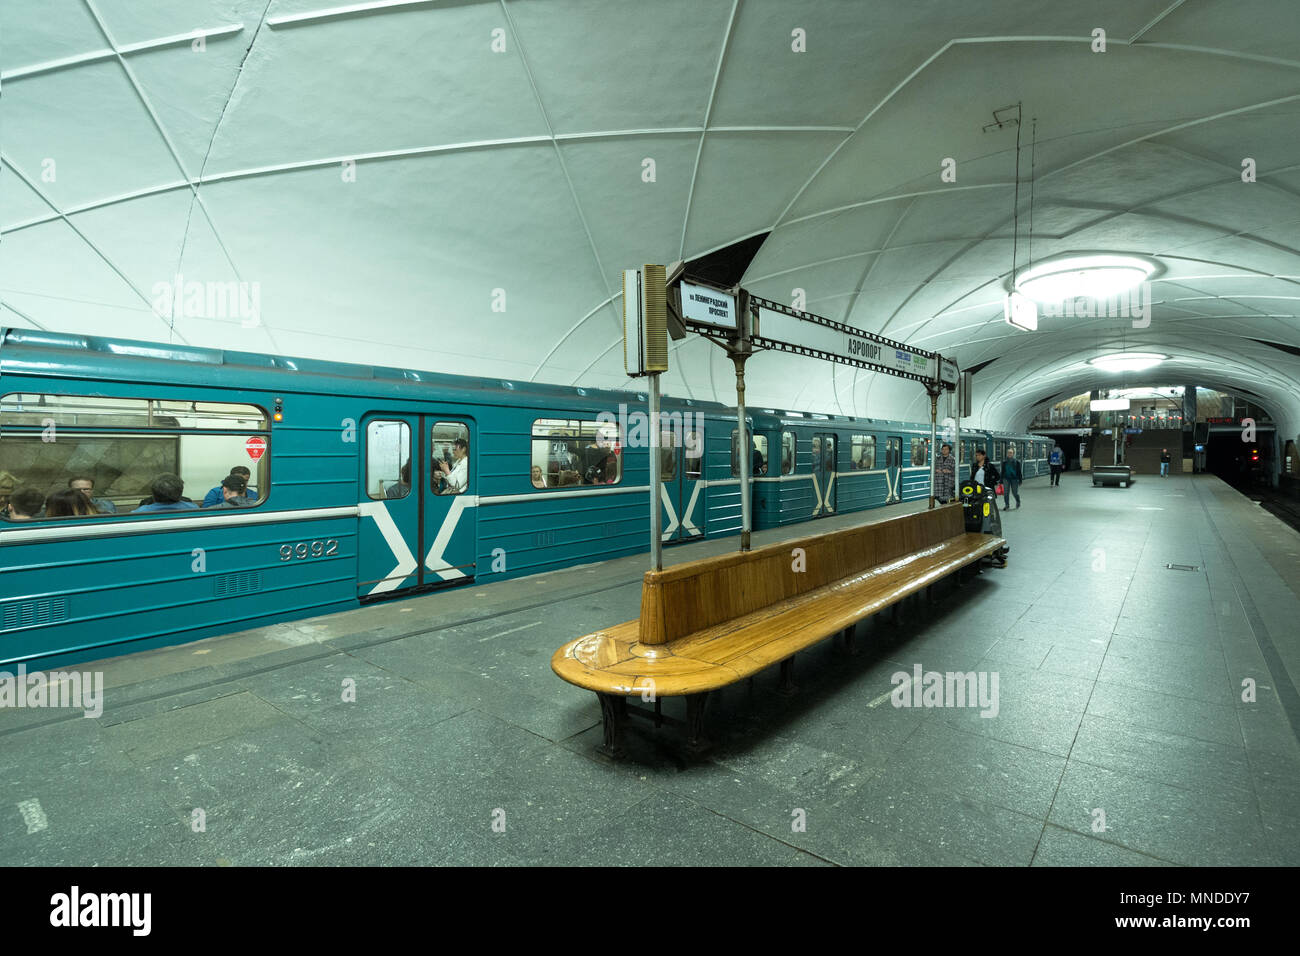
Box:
[778,656,798,696]
[685,693,710,753]
[596,693,627,758]
[840,624,859,656]
[891,600,905,627]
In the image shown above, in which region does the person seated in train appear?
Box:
[530,465,548,488]
[0,470,18,512]
[599,452,619,484]
[435,438,469,493]
[205,474,252,508]
[203,466,255,507]
[752,445,767,476]
[385,461,411,499]
[579,433,613,485]
[134,474,200,513]
[67,476,117,514]
[5,487,47,521]
[45,488,101,518]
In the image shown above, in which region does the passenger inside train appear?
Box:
[205,474,252,509]
[68,476,117,513]
[203,466,255,507]
[134,475,199,513]
[45,488,100,517]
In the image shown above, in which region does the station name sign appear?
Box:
[758,305,937,381]
[680,281,737,330]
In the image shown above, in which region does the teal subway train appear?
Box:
[0,330,1043,670]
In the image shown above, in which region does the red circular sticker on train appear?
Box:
[245,436,266,461]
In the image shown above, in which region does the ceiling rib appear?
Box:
[678,0,741,260]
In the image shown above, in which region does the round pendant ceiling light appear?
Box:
[1014,253,1157,303]
[1088,352,1168,373]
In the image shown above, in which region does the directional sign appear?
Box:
[680,281,737,330]
[751,298,942,386]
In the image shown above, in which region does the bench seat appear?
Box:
[552,530,1003,698]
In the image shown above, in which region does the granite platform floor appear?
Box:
[3,472,1298,866]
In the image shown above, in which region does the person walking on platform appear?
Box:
[1049,444,1064,486]
[933,443,956,504]
[1160,448,1171,477]
[1000,445,1023,509]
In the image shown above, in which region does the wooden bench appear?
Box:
[551,503,1006,756]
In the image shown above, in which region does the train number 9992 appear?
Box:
[279,539,340,561]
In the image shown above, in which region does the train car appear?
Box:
[987,431,1049,480]
[0,328,1014,670]
[0,329,752,670]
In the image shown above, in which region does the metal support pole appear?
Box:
[928,386,939,509]
[734,352,751,551]
[649,372,663,571]
[954,382,962,486]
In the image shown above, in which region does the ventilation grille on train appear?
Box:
[215,571,262,596]
[1,597,68,631]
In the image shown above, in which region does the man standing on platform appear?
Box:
[933,443,956,504]
[1049,444,1064,486]
[1160,448,1171,477]
[1000,445,1023,509]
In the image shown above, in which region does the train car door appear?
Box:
[885,435,903,502]
[357,414,477,600]
[659,425,706,543]
[812,432,837,516]
[424,418,478,583]
[358,415,420,598]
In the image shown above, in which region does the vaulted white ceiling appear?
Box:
[3,0,1299,441]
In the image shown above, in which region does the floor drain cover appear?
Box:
[1165,563,1200,571]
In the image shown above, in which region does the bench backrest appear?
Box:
[638,504,965,645]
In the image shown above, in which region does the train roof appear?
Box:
[0,328,738,414]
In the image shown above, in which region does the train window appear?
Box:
[367,420,411,500]
[431,422,470,495]
[781,431,796,475]
[1,392,270,520]
[851,435,875,470]
[531,419,622,488]
[660,428,678,481]
[685,431,703,479]
[911,438,928,466]
[731,430,769,476]
[0,394,266,430]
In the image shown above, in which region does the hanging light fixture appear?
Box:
[1088,351,1167,373]
[1016,254,1156,304]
